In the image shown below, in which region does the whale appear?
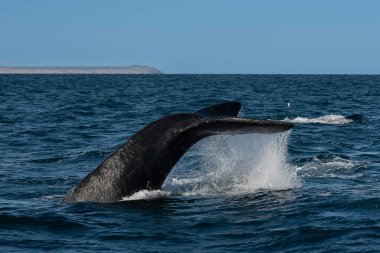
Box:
[62,102,293,203]
[345,114,369,124]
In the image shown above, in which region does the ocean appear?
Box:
[1,74,379,252]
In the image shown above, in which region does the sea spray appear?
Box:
[162,130,300,197]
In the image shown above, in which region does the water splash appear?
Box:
[167,131,300,195]
[122,190,171,201]
[284,115,352,124]
[122,131,300,201]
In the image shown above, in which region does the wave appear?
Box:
[295,155,366,179]
[122,132,300,201]
[283,115,352,124]
[0,213,86,230]
[29,150,110,165]
[30,156,70,164]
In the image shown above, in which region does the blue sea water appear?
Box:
[0,74,379,252]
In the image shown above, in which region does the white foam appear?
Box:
[284,115,352,124]
[296,156,365,179]
[40,195,64,200]
[122,190,171,201]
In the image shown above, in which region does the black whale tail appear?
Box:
[194,101,241,117]
[62,102,293,203]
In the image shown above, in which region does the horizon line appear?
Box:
[0,66,379,75]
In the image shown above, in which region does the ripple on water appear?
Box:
[1,74,379,252]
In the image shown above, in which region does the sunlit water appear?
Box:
[0,75,379,252]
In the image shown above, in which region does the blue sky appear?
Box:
[1,0,379,73]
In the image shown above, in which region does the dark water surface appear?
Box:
[1,75,379,252]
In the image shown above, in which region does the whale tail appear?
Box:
[194,101,241,117]
[63,102,293,203]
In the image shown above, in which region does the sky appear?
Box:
[1,0,379,74]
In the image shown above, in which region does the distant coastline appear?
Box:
[0,65,163,74]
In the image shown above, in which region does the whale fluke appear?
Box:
[62,102,293,203]
[194,101,241,117]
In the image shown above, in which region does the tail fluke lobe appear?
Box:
[194,101,241,117]
[174,117,293,149]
